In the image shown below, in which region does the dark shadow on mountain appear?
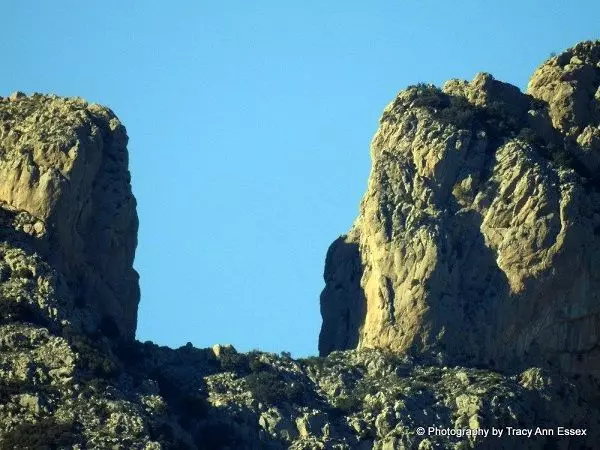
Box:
[319,237,366,356]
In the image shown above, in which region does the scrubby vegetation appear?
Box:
[245,370,303,405]
[1,417,77,449]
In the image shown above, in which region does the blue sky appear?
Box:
[2,2,599,357]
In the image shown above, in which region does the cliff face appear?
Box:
[0,93,139,339]
[320,41,600,378]
[1,42,600,450]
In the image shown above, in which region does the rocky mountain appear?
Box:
[0,92,139,340]
[320,41,600,380]
[0,42,599,450]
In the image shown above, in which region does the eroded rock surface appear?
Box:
[1,41,600,450]
[0,93,139,339]
[528,41,600,175]
[320,41,600,379]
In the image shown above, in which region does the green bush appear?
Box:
[0,300,47,326]
[516,127,539,145]
[1,417,77,449]
[436,95,474,129]
[473,100,521,140]
[248,353,270,373]
[148,368,210,431]
[333,395,363,414]
[11,267,33,279]
[0,380,25,403]
[219,351,249,374]
[70,334,120,379]
[301,356,328,372]
[409,84,448,109]
[548,143,575,168]
[245,371,303,405]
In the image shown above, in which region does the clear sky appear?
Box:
[2,2,599,357]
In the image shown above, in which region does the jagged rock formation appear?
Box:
[320,41,600,380]
[0,93,139,339]
[1,41,600,450]
[528,42,600,176]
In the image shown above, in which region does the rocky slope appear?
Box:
[320,41,600,380]
[0,41,599,450]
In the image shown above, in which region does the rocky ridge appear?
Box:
[0,42,598,450]
[320,40,600,380]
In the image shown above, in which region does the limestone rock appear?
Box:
[212,343,237,358]
[2,41,600,450]
[0,93,139,339]
[319,41,600,378]
[528,41,600,175]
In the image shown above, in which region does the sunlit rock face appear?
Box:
[0,93,139,339]
[319,41,600,378]
[528,41,600,177]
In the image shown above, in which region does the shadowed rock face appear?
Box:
[0,93,139,339]
[319,41,600,378]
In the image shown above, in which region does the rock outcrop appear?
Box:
[528,41,600,176]
[1,41,600,450]
[320,41,600,379]
[0,93,139,339]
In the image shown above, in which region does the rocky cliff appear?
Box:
[320,41,600,380]
[0,93,139,340]
[0,42,599,450]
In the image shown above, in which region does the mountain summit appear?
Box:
[320,41,600,379]
[1,42,599,449]
[0,94,139,340]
